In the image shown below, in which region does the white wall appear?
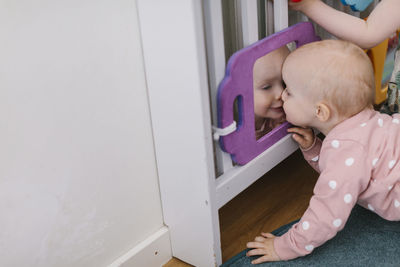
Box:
[0,1,166,266]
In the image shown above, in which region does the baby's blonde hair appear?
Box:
[288,39,375,118]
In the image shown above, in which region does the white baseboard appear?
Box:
[109,226,172,267]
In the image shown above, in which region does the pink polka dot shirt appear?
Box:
[274,108,400,260]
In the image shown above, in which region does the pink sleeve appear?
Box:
[301,137,323,173]
[274,139,370,260]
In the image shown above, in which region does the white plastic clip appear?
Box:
[212,121,237,141]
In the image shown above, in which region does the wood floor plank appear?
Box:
[163,257,193,267]
[219,149,318,262]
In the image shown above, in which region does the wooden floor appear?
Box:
[164,149,318,266]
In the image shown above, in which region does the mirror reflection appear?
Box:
[253,45,290,140]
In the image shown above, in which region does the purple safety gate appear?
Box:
[217,22,319,165]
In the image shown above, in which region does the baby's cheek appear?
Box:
[253,99,262,111]
[282,103,288,113]
[254,103,266,116]
[255,97,267,108]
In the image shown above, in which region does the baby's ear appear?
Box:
[315,102,331,122]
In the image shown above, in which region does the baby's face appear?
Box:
[281,55,316,127]
[253,46,289,121]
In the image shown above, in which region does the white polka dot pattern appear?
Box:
[393,118,399,124]
[305,245,314,251]
[372,158,378,166]
[378,119,383,127]
[311,156,319,162]
[368,204,375,211]
[395,200,400,208]
[333,219,342,228]
[328,180,337,189]
[344,194,352,204]
[360,122,367,127]
[388,160,396,169]
[331,140,339,148]
[345,158,354,166]
[302,221,310,230]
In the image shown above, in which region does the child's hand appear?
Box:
[287,127,315,150]
[246,233,280,264]
[289,0,318,11]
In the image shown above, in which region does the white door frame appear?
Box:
[137,1,221,266]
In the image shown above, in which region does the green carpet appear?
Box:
[222,205,400,266]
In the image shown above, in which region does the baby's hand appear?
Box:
[246,233,280,264]
[287,127,315,150]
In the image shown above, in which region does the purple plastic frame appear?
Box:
[217,22,319,165]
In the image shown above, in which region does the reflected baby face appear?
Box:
[253,46,289,120]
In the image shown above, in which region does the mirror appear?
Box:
[216,22,320,165]
[253,45,289,140]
